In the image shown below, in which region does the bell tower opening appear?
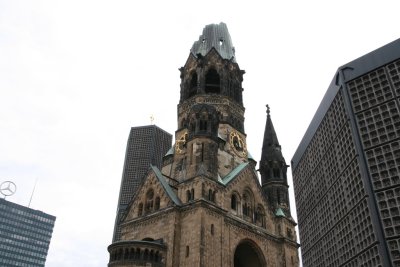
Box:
[205,68,220,94]
[234,240,265,267]
[189,72,198,98]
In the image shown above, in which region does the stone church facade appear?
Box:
[108,23,299,267]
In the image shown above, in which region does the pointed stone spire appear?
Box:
[261,105,284,165]
[259,105,291,215]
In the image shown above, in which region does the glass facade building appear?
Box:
[0,198,56,267]
[292,38,400,266]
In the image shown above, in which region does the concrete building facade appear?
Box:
[292,39,400,266]
[0,198,56,267]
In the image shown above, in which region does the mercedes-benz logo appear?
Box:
[0,181,17,197]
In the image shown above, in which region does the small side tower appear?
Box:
[259,105,291,215]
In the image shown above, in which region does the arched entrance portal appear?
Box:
[234,240,265,267]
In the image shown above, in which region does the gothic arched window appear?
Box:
[205,68,220,94]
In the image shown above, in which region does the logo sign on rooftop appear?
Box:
[0,181,17,198]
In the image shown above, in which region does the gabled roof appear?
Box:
[122,165,182,223]
[219,162,249,185]
[150,165,182,206]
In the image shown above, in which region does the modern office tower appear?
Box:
[108,23,299,267]
[291,39,400,266]
[112,125,172,242]
[0,198,56,267]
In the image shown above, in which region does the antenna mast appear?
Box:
[28,178,38,208]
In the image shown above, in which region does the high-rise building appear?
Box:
[0,198,56,267]
[108,23,299,267]
[112,125,172,242]
[291,38,400,266]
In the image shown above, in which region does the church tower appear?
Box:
[259,105,291,216]
[108,23,299,267]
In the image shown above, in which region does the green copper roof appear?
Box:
[165,146,174,156]
[220,162,249,185]
[275,208,285,217]
[150,165,182,206]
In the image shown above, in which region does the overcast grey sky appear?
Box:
[1,0,399,266]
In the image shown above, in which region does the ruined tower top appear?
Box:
[190,22,236,62]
